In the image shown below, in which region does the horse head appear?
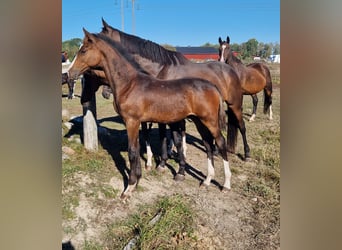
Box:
[218,36,231,63]
[68,29,103,80]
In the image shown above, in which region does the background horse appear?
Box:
[218,36,273,121]
[69,30,231,199]
[101,19,250,160]
[62,67,75,99]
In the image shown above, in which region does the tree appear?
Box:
[62,38,82,61]
[273,42,280,54]
[245,38,258,57]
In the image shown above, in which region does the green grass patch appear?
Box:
[103,194,196,249]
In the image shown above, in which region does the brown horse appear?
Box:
[218,36,273,121]
[78,65,185,172]
[69,29,232,199]
[100,19,250,160]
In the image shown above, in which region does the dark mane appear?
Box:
[94,33,149,74]
[103,25,188,65]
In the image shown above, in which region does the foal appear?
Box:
[69,29,231,199]
[218,36,273,121]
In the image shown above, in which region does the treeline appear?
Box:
[62,37,280,61]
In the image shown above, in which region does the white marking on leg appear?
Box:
[219,44,226,62]
[182,135,187,158]
[146,142,153,168]
[122,183,137,198]
[203,158,215,186]
[249,113,256,122]
[223,160,231,190]
[72,82,75,99]
[269,105,273,120]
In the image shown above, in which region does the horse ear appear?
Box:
[226,36,230,44]
[83,28,95,43]
[83,28,90,36]
[102,17,109,28]
[218,37,222,44]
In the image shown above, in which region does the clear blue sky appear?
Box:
[62,0,279,46]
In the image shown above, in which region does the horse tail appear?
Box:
[227,107,238,153]
[263,67,273,114]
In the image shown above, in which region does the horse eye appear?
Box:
[80,49,86,54]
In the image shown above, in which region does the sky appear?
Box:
[62,0,280,46]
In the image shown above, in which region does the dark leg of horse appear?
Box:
[121,120,141,199]
[191,118,215,187]
[141,122,153,170]
[168,119,187,159]
[227,106,251,160]
[263,66,273,120]
[249,94,258,121]
[156,123,168,171]
[264,85,273,120]
[170,122,187,181]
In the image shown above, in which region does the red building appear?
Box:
[175,47,219,62]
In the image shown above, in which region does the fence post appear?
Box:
[81,76,98,151]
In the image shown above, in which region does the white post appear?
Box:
[81,76,98,151]
[83,109,98,151]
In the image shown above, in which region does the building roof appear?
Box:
[175,46,218,54]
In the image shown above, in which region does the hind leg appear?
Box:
[249,94,258,122]
[141,122,153,170]
[192,118,216,187]
[169,122,187,181]
[156,123,168,171]
[229,105,251,160]
[214,133,231,191]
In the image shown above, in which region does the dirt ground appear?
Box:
[62,82,280,249]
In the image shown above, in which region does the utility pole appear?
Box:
[121,0,124,31]
[132,0,135,34]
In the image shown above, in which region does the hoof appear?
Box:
[174,173,185,182]
[156,165,166,172]
[244,156,252,162]
[199,182,210,190]
[227,149,235,154]
[145,164,152,171]
[120,192,131,201]
[221,186,231,193]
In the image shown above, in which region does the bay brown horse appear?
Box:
[79,67,185,172]
[218,36,273,121]
[100,19,250,160]
[69,30,231,199]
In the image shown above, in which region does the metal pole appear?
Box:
[121,0,124,31]
[132,0,135,34]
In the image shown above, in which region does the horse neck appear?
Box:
[226,51,246,77]
[99,42,139,97]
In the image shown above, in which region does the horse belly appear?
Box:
[242,74,266,94]
[143,100,191,123]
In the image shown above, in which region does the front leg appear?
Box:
[121,120,141,199]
